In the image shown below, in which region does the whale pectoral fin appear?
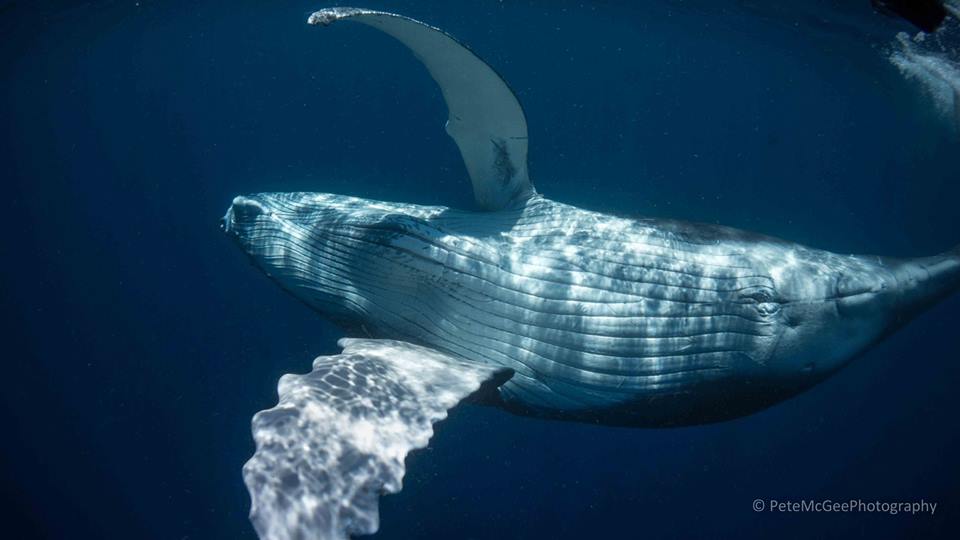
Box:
[242,338,512,540]
[309,7,535,210]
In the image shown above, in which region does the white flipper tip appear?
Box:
[307,7,370,26]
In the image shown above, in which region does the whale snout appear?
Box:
[222,195,267,237]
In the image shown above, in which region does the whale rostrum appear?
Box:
[223,8,960,540]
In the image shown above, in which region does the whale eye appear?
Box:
[738,287,781,316]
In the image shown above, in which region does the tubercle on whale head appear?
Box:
[221,192,436,240]
[220,195,264,237]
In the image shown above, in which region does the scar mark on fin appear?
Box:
[491,137,516,187]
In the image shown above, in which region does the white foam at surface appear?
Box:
[887,11,960,130]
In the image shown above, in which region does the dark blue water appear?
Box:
[3,1,959,538]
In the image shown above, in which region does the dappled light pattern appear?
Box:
[242,339,510,540]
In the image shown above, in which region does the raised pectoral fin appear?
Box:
[309,7,535,210]
[242,338,512,540]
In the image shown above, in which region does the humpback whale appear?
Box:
[222,7,960,540]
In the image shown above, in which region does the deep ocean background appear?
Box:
[2,1,959,538]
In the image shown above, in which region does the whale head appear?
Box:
[752,242,960,385]
[220,191,447,325]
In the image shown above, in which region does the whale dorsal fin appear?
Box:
[243,338,512,540]
[309,7,535,210]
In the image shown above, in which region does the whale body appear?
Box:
[222,8,960,540]
[224,192,958,427]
